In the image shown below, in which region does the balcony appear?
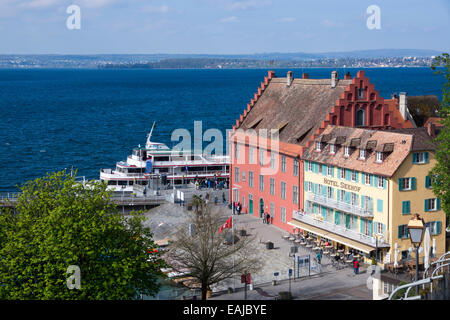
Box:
[305,192,373,218]
[292,210,389,249]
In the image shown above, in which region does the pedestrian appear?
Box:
[222,192,226,204]
[353,259,360,275]
[316,251,322,264]
[214,195,218,205]
[270,211,274,224]
[262,212,266,224]
[266,212,270,225]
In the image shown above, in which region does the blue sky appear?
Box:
[0,0,448,54]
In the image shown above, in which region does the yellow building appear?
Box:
[288,125,446,267]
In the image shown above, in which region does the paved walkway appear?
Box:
[141,200,372,300]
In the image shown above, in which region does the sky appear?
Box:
[0,0,448,54]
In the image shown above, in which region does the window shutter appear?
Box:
[437,198,441,210]
[424,199,429,212]
[345,191,350,204]
[383,177,387,190]
[337,190,340,201]
[436,221,441,234]
[425,152,429,163]
[370,174,374,186]
[374,175,379,187]
[411,177,416,190]
[369,198,373,213]
[335,211,340,224]
[337,167,341,178]
[368,220,373,237]
[322,165,327,176]
[304,181,308,192]
[345,169,350,181]
[355,172,359,183]
[398,226,401,239]
[425,176,430,188]
[412,153,417,164]
[402,201,406,214]
[362,172,365,183]
[331,166,334,177]
[361,195,365,209]
[398,178,403,191]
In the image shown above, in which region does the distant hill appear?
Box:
[0,49,444,68]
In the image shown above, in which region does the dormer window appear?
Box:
[376,152,383,163]
[344,146,350,157]
[359,149,366,160]
[316,142,321,151]
[330,144,336,154]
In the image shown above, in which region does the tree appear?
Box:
[430,53,450,220]
[165,200,261,300]
[0,170,166,299]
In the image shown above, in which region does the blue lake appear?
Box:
[0,67,445,192]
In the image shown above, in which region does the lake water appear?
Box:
[0,67,444,192]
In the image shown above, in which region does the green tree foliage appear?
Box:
[430,53,450,220]
[0,171,166,299]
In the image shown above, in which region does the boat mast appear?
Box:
[146,121,156,149]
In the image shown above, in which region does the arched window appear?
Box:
[356,109,365,126]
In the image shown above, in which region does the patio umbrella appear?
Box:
[432,238,436,257]
[394,242,398,267]
[424,227,431,270]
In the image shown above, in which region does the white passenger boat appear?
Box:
[99,122,230,192]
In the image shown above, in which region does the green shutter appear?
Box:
[424,199,429,212]
[425,152,429,163]
[362,172,365,183]
[374,175,379,187]
[355,172,359,183]
[437,198,441,210]
[368,220,373,236]
[377,199,383,213]
[322,165,327,176]
[337,167,341,179]
[304,181,308,192]
[398,225,401,238]
[402,201,406,214]
[360,219,364,233]
[412,153,417,164]
[370,174,374,186]
[344,191,350,204]
[436,221,441,234]
[383,177,387,190]
[337,190,340,201]
[411,177,416,190]
[398,178,403,191]
[369,198,373,213]
[335,211,340,224]
[361,195,365,209]
[331,166,334,177]
[305,161,308,171]
[345,169,350,181]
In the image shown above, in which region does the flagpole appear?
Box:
[232,211,235,291]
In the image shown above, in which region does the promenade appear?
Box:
[143,197,372,300]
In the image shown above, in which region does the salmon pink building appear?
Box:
[229,70,416,232]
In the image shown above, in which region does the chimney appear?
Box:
[344,72,351,80]
[399,92,408,120]
[427,121,436,138]
[331,71,338,88]
[302,73,309,79]
[287,71,293,87]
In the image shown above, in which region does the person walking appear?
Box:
[353,259,360,275]
[316,251,322,265]
[266,212,270,225]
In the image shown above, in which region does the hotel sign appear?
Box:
[323,178,361,193]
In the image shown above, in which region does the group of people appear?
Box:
[262,211,273,224]
[233,201,242,215]
[194,175,227,190]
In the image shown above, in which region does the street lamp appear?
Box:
[408,213,425,293]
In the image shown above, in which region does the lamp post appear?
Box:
[408,213,425,295]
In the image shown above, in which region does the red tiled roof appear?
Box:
[302,125,424,177]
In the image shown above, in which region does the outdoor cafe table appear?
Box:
[330,253,336,257]
[306,244,312,248]
[294,240,301,244]
[289,237,295,241]
[282,235,290,240]
[313,247,321,251]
